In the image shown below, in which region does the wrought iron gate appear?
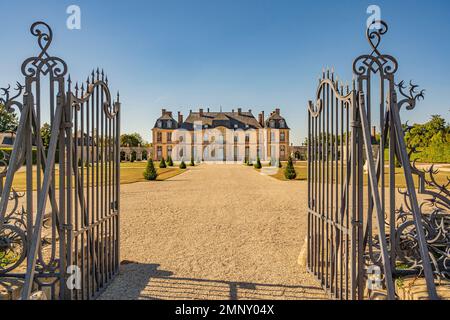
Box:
[307,21,449,300]
[0,22,121,300]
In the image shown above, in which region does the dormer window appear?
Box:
[234,124,238,129]
[270,120,275,128]
[280,120,285,128]
[167,120,172,128]
[157,121,162,128]
[245,124,249,129]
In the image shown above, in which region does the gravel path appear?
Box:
[99,164,327,300]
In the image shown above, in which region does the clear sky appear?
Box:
[1,0,449,144]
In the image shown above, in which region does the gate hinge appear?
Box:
[61,122,73,129]
[350,121,361,128]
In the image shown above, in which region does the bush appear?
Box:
[159,157,167,169]
[254,157,262,169]
[180,161,187,169]
[278,160,282,169]
[143,159,158,181]
[247,161,253,167]
[190,156,195,167]
[167,156,174,167]
[284,156,297,180]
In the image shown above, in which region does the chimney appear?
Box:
[275,108,281,115]
[232,109,235,113]
[207,108,210,113]
[238,108,242,115]
[248,109,252,114]
[162,109,167,116]
[199,108,204,117]
[178,112,183,124]
[258,113,263,126]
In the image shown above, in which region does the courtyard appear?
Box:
[99,164,326,300]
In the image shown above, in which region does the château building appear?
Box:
[152,108,290,163]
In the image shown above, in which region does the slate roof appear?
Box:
[181,111,262,131]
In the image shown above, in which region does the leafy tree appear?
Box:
[40,123,51,151]
[120,133,145,147]
[254,157,262,169]
[179,160,187,169]
[143,159,158,181]
[167,156,173,167]
[284,156,297,180]
[0,103,19,132]
[159,157,167,169]
[405,115,450,163]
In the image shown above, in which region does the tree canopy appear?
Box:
[406,115,450,163]
[0,103,19,132]
[120,133,146,147]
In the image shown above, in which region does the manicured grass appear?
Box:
[269,162,308,181]
[9,162,188,191]
[266,161,449,188]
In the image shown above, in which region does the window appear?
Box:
[280,132,286,142]
[167,132,172,142]
[157,132,162,143]
[234,135,238,143]
[245,134,250,143]
[179,136,184,143]
[179,148,184,158]
[157,121,162,128]
[270,120,275,128]
[271,132,276,142]
[280,120,285,128]
[280,146,286,159]
[167,120,172,128]
[234,124,238,129]
[168,146,172,157]
[157,146,162,160]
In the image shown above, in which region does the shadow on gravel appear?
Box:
[100,261,325,300]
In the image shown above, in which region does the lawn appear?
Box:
[265,161,450,188]
[9,162,188,191]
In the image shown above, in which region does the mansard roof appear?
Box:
[181,111,262,131]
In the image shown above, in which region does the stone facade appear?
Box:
[152,108,290,163]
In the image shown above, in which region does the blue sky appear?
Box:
[1,0,449,144]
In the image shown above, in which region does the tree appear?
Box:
[405,115,450,163]
[143,159,158,181]
[40,123,51,151]
[167,156,173,167]
[120,133,144,147]
[159,157,167,169]
[180,160,187,169]
[0,104,19,132]
[190,156,195,167]
[254,156,262,169]
[284,156,297,180]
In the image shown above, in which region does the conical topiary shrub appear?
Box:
[143,159,158,181]
[167,156,174,167]
[190,156,195,167]
[254,157,262,169]
[278,160,282,169]
[284,156,297,180]
[159,157,167,169]
[180,160,187,169]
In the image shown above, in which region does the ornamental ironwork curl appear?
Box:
[21,21,68,78]
[308,76,353,118]
[352,20,398,77]
[0,151,27,275]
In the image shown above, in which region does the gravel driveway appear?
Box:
[99,164,327,300]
